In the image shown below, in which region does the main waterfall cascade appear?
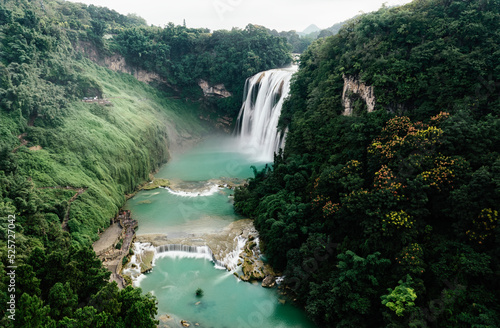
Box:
[235,66,297,161]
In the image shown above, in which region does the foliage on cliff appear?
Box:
[235,0,500,326]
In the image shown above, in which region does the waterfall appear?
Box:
[220,235,247,272]
[235,66,297,161]
[156,244,226,269]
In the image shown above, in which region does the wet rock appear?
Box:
[262,274,276,288]
[240,258,266,281]
[181,320,190,327]
[247,241,257,250]
[140,250,155,273]
[159,314,172,322]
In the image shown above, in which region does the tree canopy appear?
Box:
[235,0,500,326]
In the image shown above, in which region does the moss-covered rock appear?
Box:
[140,178,171,190]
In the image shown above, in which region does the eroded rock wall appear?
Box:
[198,79,232,98]
[75,42,167,85]
[342,74,376,115]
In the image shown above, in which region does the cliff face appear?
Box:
[198,79,232,98]
[76,42,233,99]
[104,54,166,84]
[342,74,375,115]
[75,42,166,85]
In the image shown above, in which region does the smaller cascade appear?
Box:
[156,244,225,268]
[162,184,220,197]
[220,235,247,272]
[235,66,297,161]
[122,242,157,286]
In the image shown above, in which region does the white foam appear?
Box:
[221,235,247,272]
[155,250,214,261]
[128,237,254,287]
[123,242,157,287]
[162,184,220,197]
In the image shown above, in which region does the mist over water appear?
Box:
[156,136,268,181]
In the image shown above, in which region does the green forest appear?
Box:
[235,0,500,327]
[0,0,291,326]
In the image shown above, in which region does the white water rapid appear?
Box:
[235,66,297,161]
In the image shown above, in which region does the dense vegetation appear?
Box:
[4,0,498,326]
[235,0,500,327]
[0,0,211,326]
[268,29,315,54]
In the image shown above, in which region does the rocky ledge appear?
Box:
[237,235,277,288]
[129,219,279,288]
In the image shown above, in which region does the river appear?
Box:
[123,136,317,328]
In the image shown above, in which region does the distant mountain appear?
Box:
[298,20,348,39]
[300,24,321,35]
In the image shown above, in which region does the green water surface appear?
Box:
[156,136,267,181]
[140,256,316,328]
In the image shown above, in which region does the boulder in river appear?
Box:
[262,274,276,288]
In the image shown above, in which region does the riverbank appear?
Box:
[92,210,138,288]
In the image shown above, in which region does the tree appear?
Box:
[48,282,78,320]
[89,282,122,317]
[17,293,55,327]
[118,286,158,328]
[381,275,417,318]
[305,251,391,326]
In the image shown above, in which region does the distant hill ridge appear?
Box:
[301,24,321,35]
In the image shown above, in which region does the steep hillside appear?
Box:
[235,0,500,327]
[0,1,209,326]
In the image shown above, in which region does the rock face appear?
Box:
[342,74,376,115]
[75,41,172,87]
[238,236,276,285]
[241,257,266,281]
[262,274,276,288]
[198,79,232,98]
[105,54,166,84]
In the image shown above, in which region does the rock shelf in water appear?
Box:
[125,219,277,286]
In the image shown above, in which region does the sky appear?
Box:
[67,0,414,32]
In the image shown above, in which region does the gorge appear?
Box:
[121,67,316,327]
[2,1,499,327]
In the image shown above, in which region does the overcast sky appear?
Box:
[67,0,414,32]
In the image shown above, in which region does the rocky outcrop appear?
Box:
[237,236,276,285]
[75,42,170,86]
[198,79,232,98]
[241,257,266,281]
[105,54,166,84]
[342,74,375,115]
[262,274,276,288]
